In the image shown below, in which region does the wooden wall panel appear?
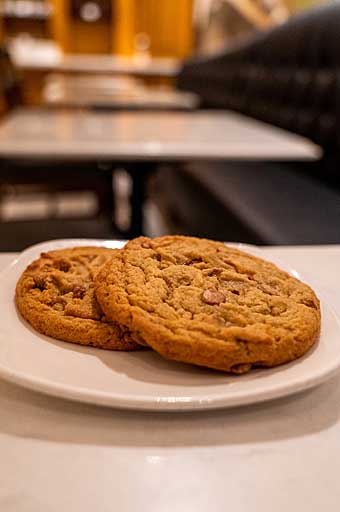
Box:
[50,0,69,51]
[68,21,111,53]
[285,0,322,11]
[50,0,193,57]
[112,0,193,57]
[112,0,135,55]
[50,0,111,54]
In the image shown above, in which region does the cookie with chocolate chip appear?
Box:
[16,247,139,350]
[95,236,320,373]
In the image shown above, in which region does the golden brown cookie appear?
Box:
[95,236,320,373]
[16,247,139,350]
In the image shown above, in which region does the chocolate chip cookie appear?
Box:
[16,247,139,350]
[95,236,320,373]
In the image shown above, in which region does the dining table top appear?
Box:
[44,88,200,111]
[12,49,181,78]
[1,243,340,511]
[43,80,200,111]
[0,109,321,162]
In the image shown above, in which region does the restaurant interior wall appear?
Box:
[0,0,193,56]
[0,0,194,106]
[285,0,330,11]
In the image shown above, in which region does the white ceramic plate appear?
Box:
[0,238,339,411]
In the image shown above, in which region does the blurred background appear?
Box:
[0,0,337,250]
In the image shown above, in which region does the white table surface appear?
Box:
[44,88,199,110]
[1,244,340,511]
[13,52,181,78]
[0,110,320,161]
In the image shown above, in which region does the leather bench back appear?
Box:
[178,3,339,156]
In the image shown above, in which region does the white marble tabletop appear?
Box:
[12,50,181,77]
[1,245,340,511]
[44,88,199,110]
[0,110,320,162]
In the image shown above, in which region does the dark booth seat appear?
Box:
[154,162,340,245]
[166,3,340,245]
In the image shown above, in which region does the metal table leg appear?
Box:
[125,162,155,238]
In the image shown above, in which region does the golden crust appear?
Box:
[95,236,320,373]
[16,246,140,351]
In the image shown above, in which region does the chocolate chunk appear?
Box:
[202,288,225,305]
[73,285,87,299]
[33,274,46,291]
[54,258,71,272]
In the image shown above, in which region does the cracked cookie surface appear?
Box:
[16,247,139,350]
[95,236,320,373]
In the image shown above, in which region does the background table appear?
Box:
[1,244,340,511]
[0,110,321,236]
[11,48,181,78]
[0,110,320,161]
[44,86,199,111]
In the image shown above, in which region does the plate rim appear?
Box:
[0,238,339,412]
